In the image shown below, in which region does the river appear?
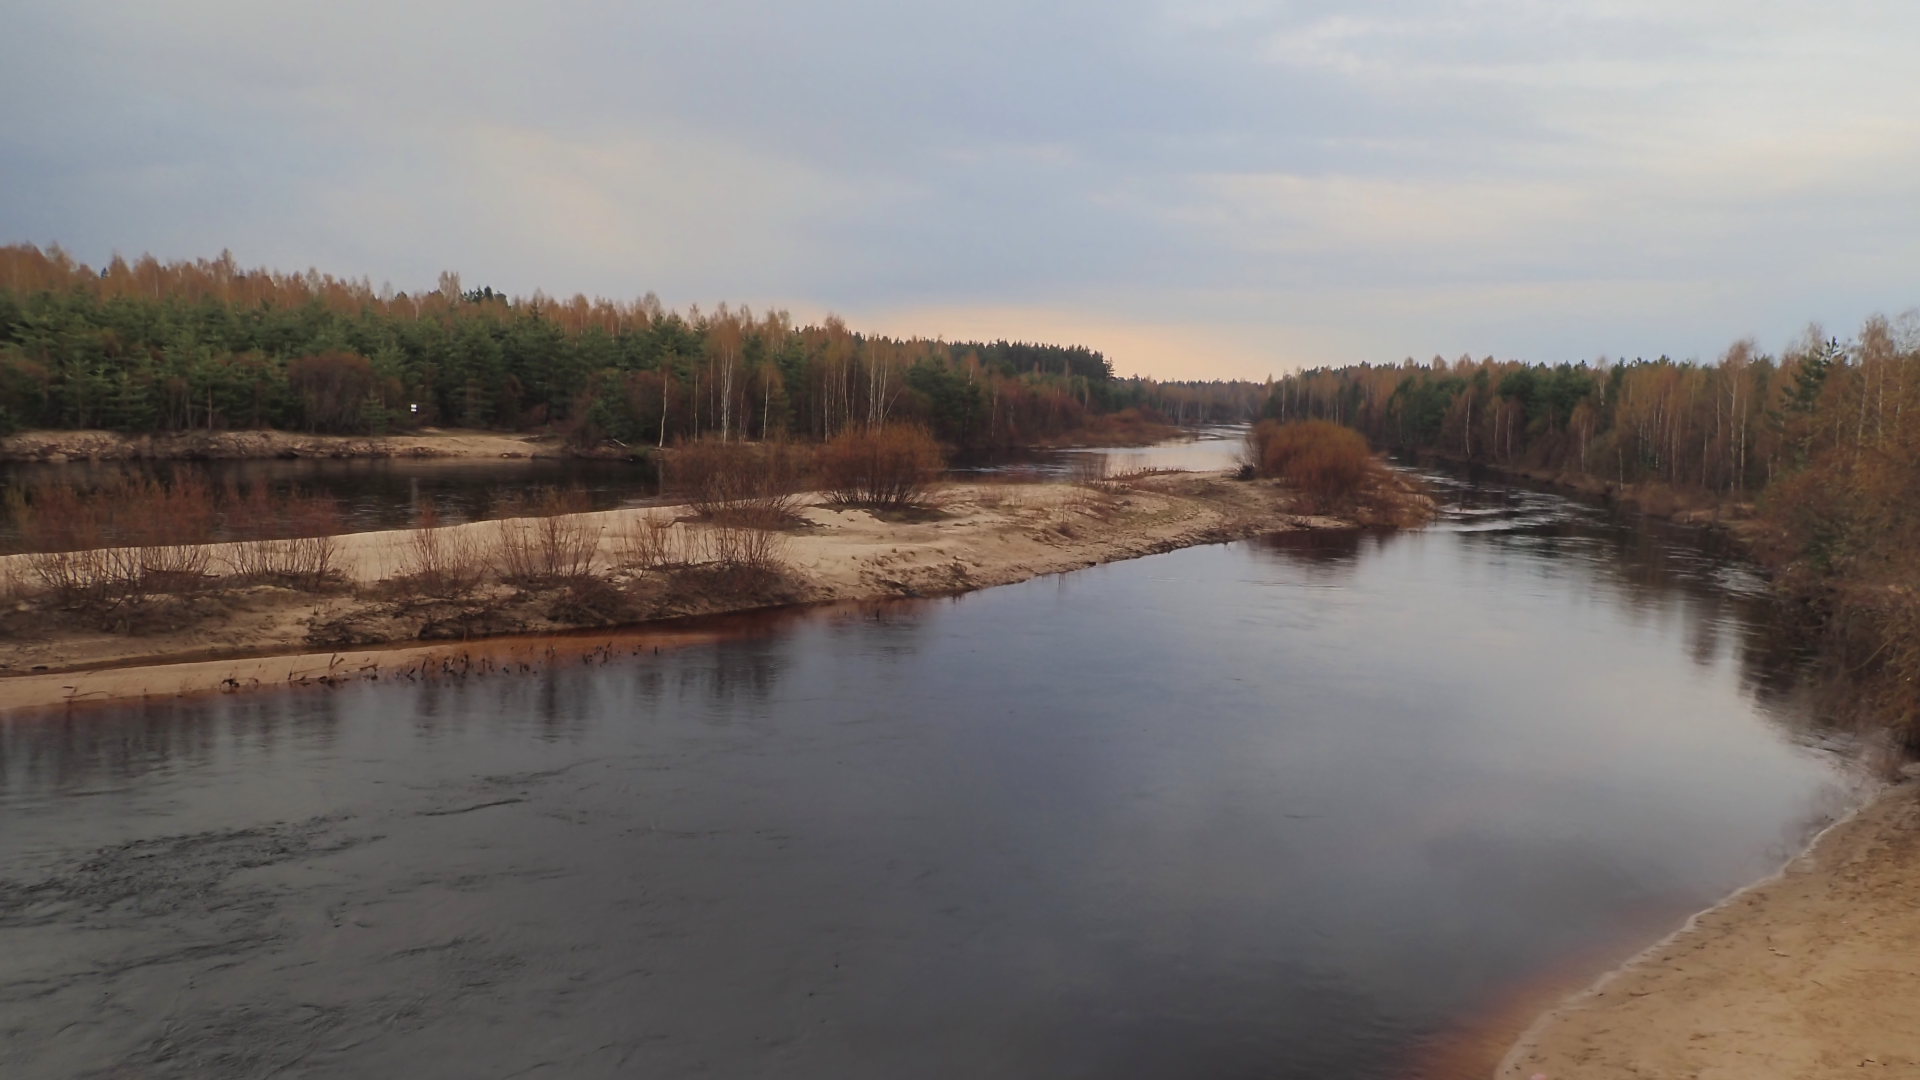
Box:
[0,463,1866,1079]
[0,456,659,544]
[0,425,1251,545]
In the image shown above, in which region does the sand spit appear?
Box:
[0,427,573,462]
[0,474,1357,712]
[1499,778,1920,1079]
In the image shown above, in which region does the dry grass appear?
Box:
[965,469,1050,512]
[817,424,946,510]
[1059,457,1127,519]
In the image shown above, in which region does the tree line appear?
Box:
[0,245,1262,447]
[1263,319,1917,498]
[1263,316,1920,733]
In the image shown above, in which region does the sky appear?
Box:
[3,1,1918,380]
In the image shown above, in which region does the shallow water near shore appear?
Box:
[0,470,1865,1079]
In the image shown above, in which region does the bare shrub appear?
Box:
[490,487,599,585]
[659,441,807,579]
[136,472,216,589]
[220,481,280,581]
[395,504,485,598]
[14,483,109,603]
[817,424,946,510]
[220,484,341,588]
[280,491,342,586]
[0,558,16,602]
[489,493,539,584]
[613,513,706,569]
[708,520,791,570]
[663,438,810,525]
[1247,419,1375,512]
[614,514,673,568]
[14,472,219,611]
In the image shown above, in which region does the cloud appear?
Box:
[2,0,1918,376]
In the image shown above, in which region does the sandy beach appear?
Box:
[1499,778,1920,1079]
[0,427,574,462]
[0,472,1352,712]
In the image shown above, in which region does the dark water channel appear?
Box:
[0,424,1247,547]
[0,457,660,545]
[0,472,1865,1079]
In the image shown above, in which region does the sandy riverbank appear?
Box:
[1499,778,1920,1079]
[0,427,577,462]
[0,472,1368,712]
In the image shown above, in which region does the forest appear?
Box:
[1262,318,1920,733]
[0,245,1260,448]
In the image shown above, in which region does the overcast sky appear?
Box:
[4,1,1917,379]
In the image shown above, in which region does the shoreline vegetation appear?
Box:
[0,431,1432,711]
[1259,322,1920,746]
[0,245,1259,455]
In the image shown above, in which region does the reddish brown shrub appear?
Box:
[817,424,946,510]
[137,472,217,586]
[395,504,485,598]
[707,519,791,570]
[489,487,599,584]
[13,471,220,610]
[219,483,341,588]
[280,491,343,586]
[1247,420,1376,511]
[613,513,706,569]
[662,438,810,526]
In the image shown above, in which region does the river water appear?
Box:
[0,465,1864,1079]
[0,425,1249,545]
[0,456,658,544]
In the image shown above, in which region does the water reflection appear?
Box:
[950,423,1249,479]
[1250,527,1398,575]
[0,425,1241,548]
[0,456,659,545]
[0,470,1866,1080]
